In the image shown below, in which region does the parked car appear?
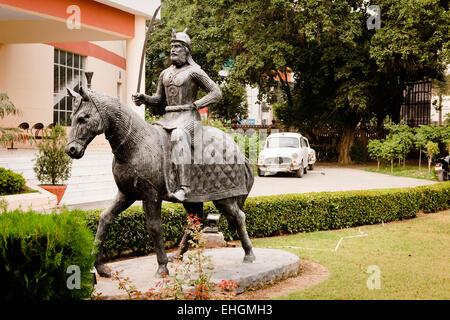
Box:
[303,137,317,170]
[257,132,309,177]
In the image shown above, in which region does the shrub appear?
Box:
[84,205,188,259]
[0,167,26,195]
[82,182,450,261]
[33,124,72,185]
[350,140,369,163]
[416,183,450,213]
[0,210,95,300]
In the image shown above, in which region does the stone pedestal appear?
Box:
[95,248,302,297]
[200,213,226,248]
[200,231,226,248]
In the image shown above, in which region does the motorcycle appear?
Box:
[435,155,450,182]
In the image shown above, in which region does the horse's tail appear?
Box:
[237,159,254,210]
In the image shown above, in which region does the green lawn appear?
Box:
[365,165,437,181]
[250,211,450,300]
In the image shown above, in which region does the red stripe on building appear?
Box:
[0,0,134,38]
[49,41,126,70]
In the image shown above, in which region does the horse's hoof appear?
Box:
[243,251,256,263]
[95,263,112,278]
[155,265,170,278]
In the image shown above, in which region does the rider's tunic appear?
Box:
[147,64,221,140]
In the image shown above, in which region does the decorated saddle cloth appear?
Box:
[162,125,252,203]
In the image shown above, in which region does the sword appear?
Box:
[137,5,161,93]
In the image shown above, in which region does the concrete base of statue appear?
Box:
[95,248,301,298]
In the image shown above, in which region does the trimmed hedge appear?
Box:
[83,182,450,260]
[0,210,95,300]
[0,167,26,196]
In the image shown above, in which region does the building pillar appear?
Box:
[126,15,146,118]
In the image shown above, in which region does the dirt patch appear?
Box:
[233,259,330,300]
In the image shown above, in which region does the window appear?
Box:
[53,49,85,125]
[267,137,299,148]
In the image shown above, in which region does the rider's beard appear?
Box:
[171,53,187,67]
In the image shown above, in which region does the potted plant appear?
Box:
[33,124,72,204]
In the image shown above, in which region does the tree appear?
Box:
[432,74,450,125]
[0,93,19,119]
[384,121,414,167]
[0,93,30,147]
[368,139,384,169]
[369,0,450,123]
[208,80,248,121]
[33,124,72,185]
[425,141,440,173]
[150,0,449,164]
[414,127,429,170]
[381,137,401,174]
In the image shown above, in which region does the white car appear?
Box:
[304,137,317,170]
[257,132,310,177]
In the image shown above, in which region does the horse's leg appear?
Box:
[168,202,204,261]
[143,197,169,277]
[94,191,134,277]
[213,198,255,263]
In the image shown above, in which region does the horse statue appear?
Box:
[65,87,255,278]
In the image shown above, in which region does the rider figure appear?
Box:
[132,29,222,202]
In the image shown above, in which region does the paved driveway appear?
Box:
[248,165,437,198]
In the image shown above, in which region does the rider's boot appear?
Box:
[169,185,190,202]
[169,162,190,202]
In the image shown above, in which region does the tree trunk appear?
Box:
[337,122,356,165]
[391,158,394,174]
[419,147,422,170]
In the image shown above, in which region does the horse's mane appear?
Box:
[86,89,156,137]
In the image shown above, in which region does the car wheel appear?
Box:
[308,164,314,170]
[296,163,304,178]
[258,168,265,177]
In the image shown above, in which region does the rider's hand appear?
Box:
[132,93,146,106]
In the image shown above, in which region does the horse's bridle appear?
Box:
[67,91,106,147]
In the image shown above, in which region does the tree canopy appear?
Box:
[145,0,449,163]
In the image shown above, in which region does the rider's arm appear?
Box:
[191,68,222,109]
[144,70,166,106]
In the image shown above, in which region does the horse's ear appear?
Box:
[79,86,90,101]
[67,87,81,99]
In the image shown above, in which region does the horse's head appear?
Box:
[65,87,105,159]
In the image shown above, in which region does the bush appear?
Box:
[0,167,26,195]
[215,188,421,239]
[84,205,188,259]
[33,124,72,185]
[416,183,450,213]
[82,182,450,260]
[350,140,369,163]
[0,210,95,300]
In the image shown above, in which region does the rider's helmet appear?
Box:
[171,28,191,49]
